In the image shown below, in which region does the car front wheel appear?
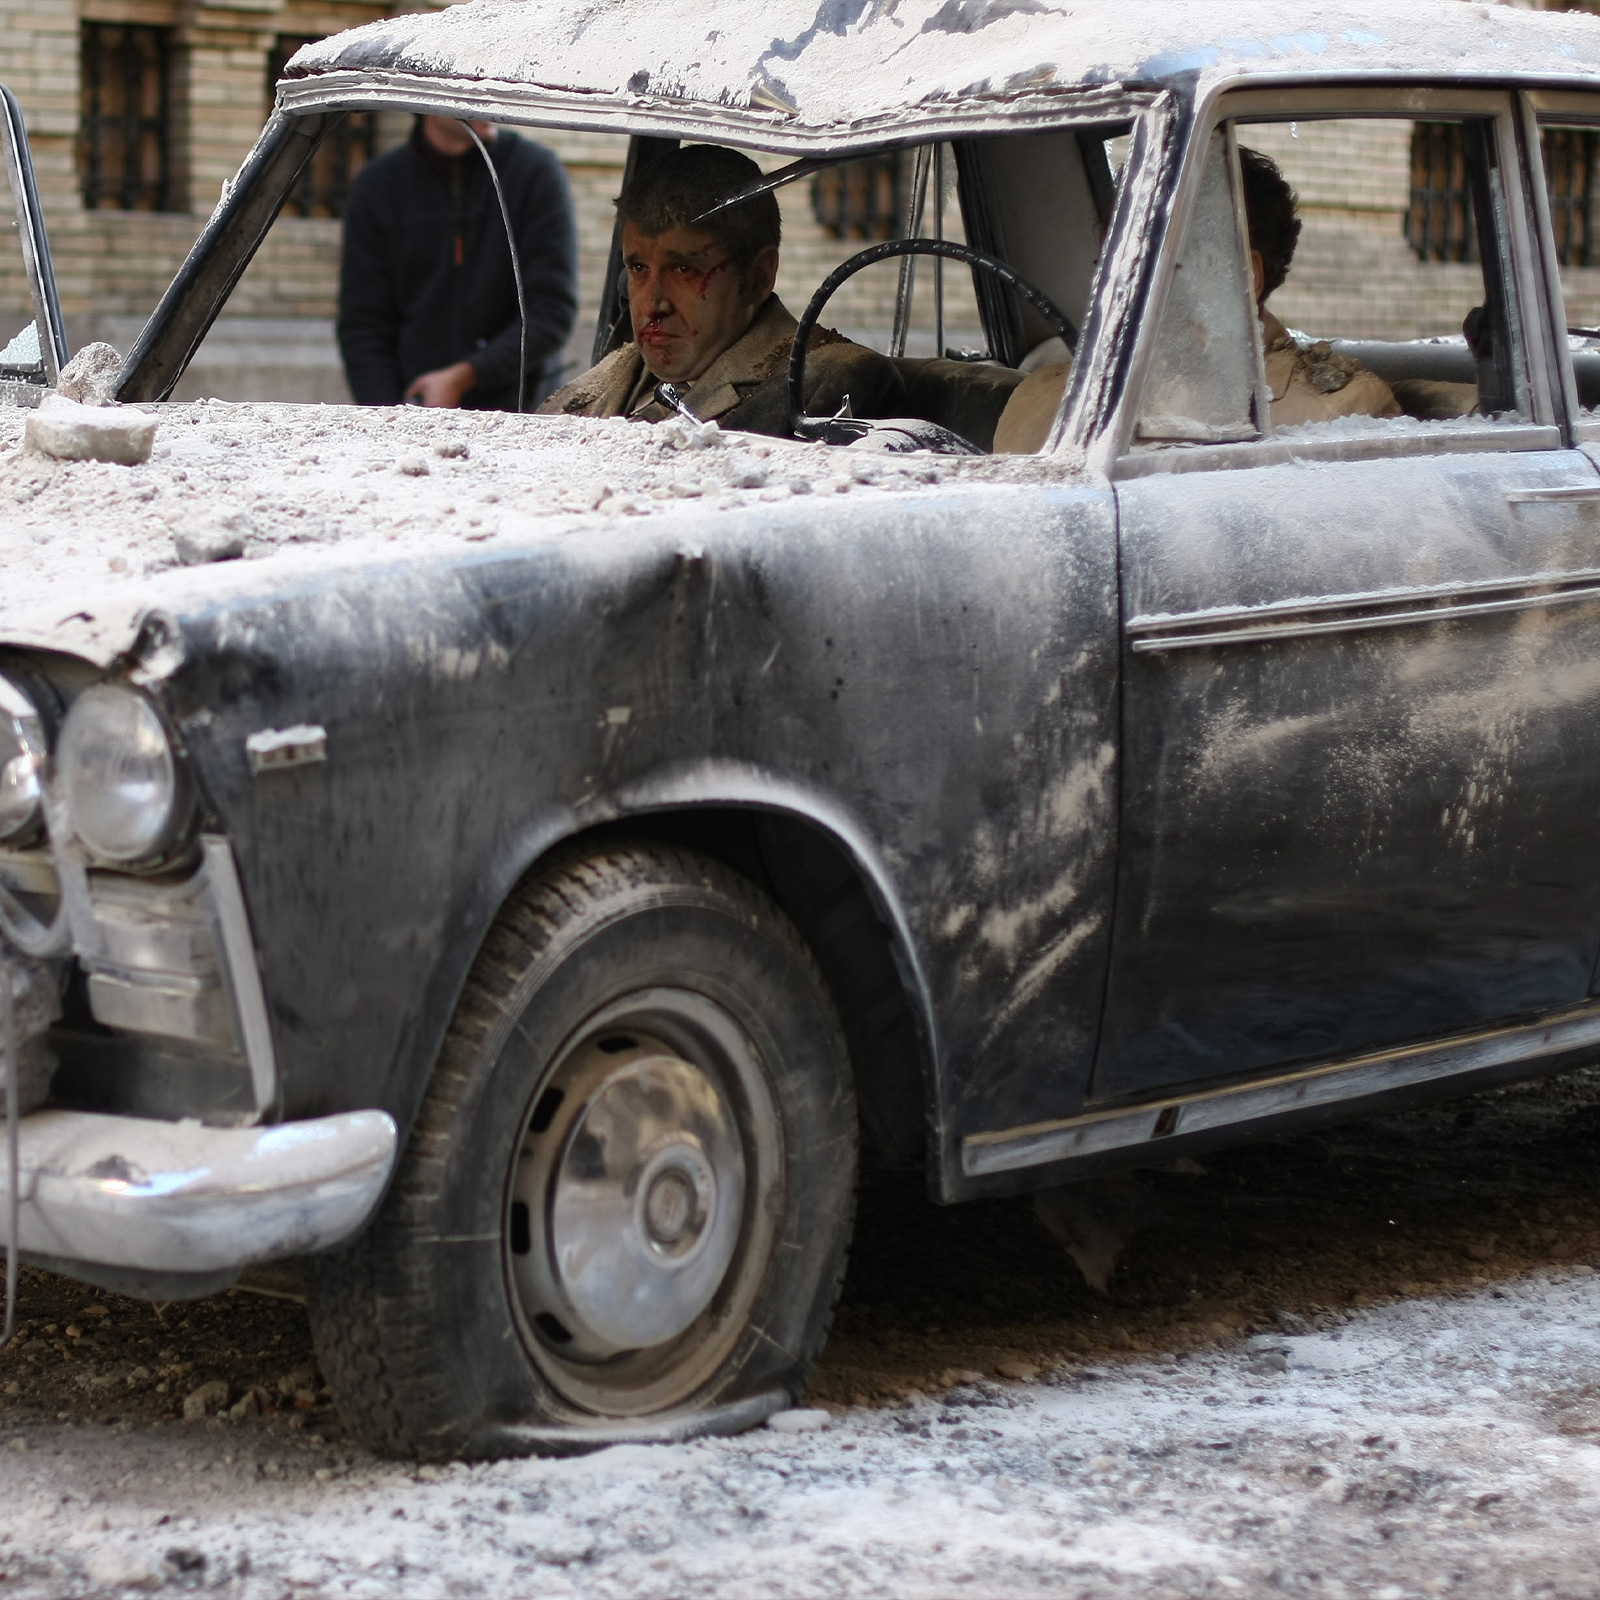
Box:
[306,840,857,1457]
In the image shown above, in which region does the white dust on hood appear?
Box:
[0,400,1080,653]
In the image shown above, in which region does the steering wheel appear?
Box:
[787,237,1078,445]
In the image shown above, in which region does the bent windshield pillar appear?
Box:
[0,84,68,389]
[117,111,335,403]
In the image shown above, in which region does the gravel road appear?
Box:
[3,1066,1600,1598]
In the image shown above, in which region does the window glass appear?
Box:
[1538,120,1600,429]
[1132,113,1532,457]
[1136,130,1262,445]
[0,147,46,388]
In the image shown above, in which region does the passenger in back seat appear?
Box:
[992,146,1400,452]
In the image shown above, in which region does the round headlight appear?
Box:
[59,685,187,863]
[0,675,46,844]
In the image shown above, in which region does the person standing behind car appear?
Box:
[338,116,577,410]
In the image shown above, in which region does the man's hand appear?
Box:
[404,361,478,408]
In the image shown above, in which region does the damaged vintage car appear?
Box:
[7,0,1600,1456]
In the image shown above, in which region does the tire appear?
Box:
[306,840,858,1458]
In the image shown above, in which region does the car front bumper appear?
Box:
[1,1107,396,1275]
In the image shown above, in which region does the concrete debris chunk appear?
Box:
[276,1364,318,1397]
[85,1544,164,1591]
[995,1358,1039,1382]
[1247,1349,1289,1375]
[25,394,155,465]
[182,1379,230,1420]
[55,341,123,406]
[766,1407,831,1434]
[173,511,251,566]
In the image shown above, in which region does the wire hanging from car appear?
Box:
[1,965,19,1353]
[462,122,530,415]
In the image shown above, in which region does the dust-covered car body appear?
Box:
[7,0,1600,1449]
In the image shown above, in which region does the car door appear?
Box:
[1094,88,1600,1105]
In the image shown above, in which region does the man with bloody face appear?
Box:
[541,144,905,433]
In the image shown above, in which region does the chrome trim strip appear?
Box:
[1128,565,1600,654]
[0,1107,396,1274]
[1113,423,1563,479]
[1505,484,1600,502]
[962,1003,1600,1177]
[202,836,279,1118]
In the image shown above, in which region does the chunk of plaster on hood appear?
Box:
[25,395,155,466]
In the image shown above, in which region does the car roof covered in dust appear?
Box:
[277,0,1600,153]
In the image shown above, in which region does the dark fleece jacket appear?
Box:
[337,125,578,410]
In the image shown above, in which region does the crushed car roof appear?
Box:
[279,0,1600,151]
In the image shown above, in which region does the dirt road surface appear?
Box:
[3,1067,1599,1598]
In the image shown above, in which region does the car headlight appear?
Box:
[59,685,189,864]
[0,674,46,844]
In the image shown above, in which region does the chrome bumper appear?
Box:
[0,1107,396,1274]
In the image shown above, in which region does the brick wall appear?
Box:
[0,0,384,368]
[4,0,1597,399]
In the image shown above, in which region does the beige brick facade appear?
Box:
[0,0,1596,401]
[0,0,984,399]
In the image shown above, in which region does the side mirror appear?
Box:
[0,84,68,394]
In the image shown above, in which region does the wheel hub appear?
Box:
[511,1032,746,1360]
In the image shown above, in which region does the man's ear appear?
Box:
[743,244,780,307]
[1250,248,1267,306]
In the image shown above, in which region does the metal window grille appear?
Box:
[1408,121,1597,267]
[1542,127,1598,267]
[266,37,374,219]
[1406,122,1478,264]
[78,22,172,212]
[811,152,906,241]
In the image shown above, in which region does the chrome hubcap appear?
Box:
[510,1031,746,1361]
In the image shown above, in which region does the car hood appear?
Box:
[0,400,1086,668]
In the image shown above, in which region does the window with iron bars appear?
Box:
[811,151,907,241]
[1542,127,1599,268]
[266,36,375,219]
[1407,120,1600,267]
[1406,122,1479,264]
[78,22,173,212]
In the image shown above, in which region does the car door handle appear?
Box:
[1505,485,1600,504]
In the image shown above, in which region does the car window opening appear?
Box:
[545,125,1127,457]
[1542,118,1600,437]
[1131,110,1535,459]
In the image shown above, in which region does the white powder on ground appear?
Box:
[2,1269,1600,1596]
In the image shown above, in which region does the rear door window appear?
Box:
[1127,91,1556,468]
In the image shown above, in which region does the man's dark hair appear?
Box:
[615,144,781,266]
[1239,146,1301,299]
